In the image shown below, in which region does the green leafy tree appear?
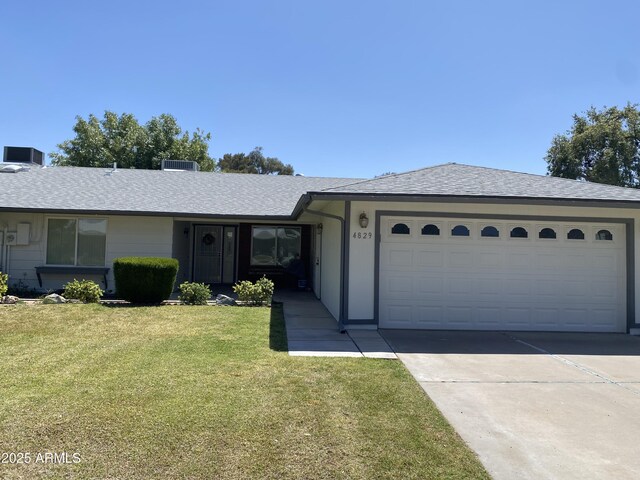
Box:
[50,111,215,171]
[218,147,294,175]
[545,103,640,187]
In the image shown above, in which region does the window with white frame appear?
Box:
[250,226,301,267]
[46,218,107,266]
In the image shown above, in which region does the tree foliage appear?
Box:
[50,111,215,171]
[545,104,640,187]
[218,147,294,175]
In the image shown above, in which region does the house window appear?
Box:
[596,229,613,241]
[391,223,410,235]
[250,226,301,267]
[451,225,470,237]
[567,229,585,240]
[481,226,499,238]
[421,224,440,236]
[46,218,107,266]
[510,227,528,238]
[539,228,556,239]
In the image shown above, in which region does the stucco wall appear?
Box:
[317,201,345,322]
[0,213,173,293]
[346,200,640,325]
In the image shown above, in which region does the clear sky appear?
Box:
[1,1,638,178]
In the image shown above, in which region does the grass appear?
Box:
[0,303,488,479]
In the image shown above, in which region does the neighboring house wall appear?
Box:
[345,200,640,326]
[0,213,173,292]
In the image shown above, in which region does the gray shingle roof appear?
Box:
[3,163,640,219]
[319,163,640,202]
[0,166,358,217]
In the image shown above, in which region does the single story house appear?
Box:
[2,158,640,334]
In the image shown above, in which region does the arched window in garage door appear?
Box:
[451,225,470,236]
[567,228,585,240]
[596,229,613,241]
[421,224,440,236]
[481,226,500,237]
[510,227,528,238]
[539,228,557,239]
[391,223,410,235]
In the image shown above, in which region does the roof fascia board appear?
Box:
[0,207,294,221]
[303,192,640,209]
[291,193,312,219]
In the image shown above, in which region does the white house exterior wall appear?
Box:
[316,201,345,322]
[346,200,640,326]
[0,213,173,292]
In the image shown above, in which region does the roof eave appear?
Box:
[302,192,640,209]
[0,206,296,221]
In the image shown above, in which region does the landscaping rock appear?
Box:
[43,294,67,304]
[1,295,19,304]
[216,294,237,306]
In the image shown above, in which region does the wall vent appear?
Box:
[161,159,200,171]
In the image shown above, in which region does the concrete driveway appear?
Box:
[381,330,640,480]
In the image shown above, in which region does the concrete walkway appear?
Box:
[275,291,395,359]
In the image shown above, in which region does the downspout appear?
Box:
[1,227,7,274]
[303,207,347,332]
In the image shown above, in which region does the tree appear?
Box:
[218,147,294,175]
[545,103,640,187]
[50,111,215,171]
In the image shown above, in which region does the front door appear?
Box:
[193,225,236,284]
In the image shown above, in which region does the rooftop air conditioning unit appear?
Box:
[3,146,44,165]
[161,159,200,172]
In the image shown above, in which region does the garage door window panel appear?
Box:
[391,223,411,235]
[567,229,585,240]
[481,226,500,238]
[510,227,529,239]
[538,228,557,240]
[451,225,470,237]
[421,224,440,236]
[596,229,613,241]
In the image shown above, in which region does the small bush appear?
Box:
[233,276,274,305]
[7,279,38,298]
[114,257,179,304]
[178,282,211,305]
[63,279,104,303]
[0,271,7,298]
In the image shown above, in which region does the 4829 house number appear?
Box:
[353,232,372,239]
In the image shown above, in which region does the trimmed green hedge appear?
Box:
[0,271,7,298]
[113,257,179,304]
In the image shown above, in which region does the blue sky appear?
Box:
[1,1,638,178]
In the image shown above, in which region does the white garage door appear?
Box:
[379,217,626,332]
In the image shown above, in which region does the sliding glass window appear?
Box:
[46,218,107,266]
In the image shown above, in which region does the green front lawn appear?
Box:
[0,303,488,479]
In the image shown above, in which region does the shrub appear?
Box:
[63,279,104,303]
[178,282,211,305]
[114,257,179,304]
[0,271,7,298]
[233,276,274,305]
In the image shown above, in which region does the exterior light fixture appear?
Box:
[359,212,369,229]
[317,223,323,233]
